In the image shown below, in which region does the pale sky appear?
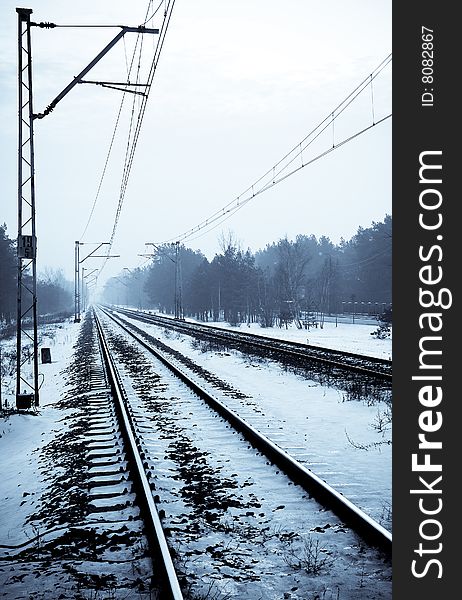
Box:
[0,0,391,288]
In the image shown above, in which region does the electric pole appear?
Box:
[74,241,81,322]
[75,242,119,321]
[174,242,183,320]
[16,8,39,408]
[143,242,183,319]
[15,7,158,409]
[82,268,98,313]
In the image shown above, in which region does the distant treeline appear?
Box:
[1,216,391,328]
[0,223,73,324]
[103,215,392,327]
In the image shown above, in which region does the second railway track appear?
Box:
[94,306,392,599]
[108,306,392,382]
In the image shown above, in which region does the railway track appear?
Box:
[94,313,183,599]
[93,305,392,598]
[108,306,392,382]
[0,311,177,599]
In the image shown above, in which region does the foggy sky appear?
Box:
[0,0,391,291]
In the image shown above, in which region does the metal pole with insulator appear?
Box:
[16,7,39,408]
[74,241,81,322]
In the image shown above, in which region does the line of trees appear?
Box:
[0,223,73,326]
[0,224,16,324]
[102,215,392,327]
[1,216,391,330]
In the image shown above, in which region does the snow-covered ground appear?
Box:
[211,319,392,360]
[0,321,80,592]
[0,312,392,598]
[135,309,392,361]
[0,319,156,599]
[116,310,392,530]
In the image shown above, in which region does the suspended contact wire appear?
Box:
[78,0,175,283]
[80,100,126,240]
[143,0,165,25]
[160,54,392,247]
[80,10,147,241]
[98,0,176,279]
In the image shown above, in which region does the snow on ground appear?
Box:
[0,311,391,598]
[0,319,155,599]
[136,309,392,361]
[101,312,392,599]
[0,321,79,546]
[221,319,392,360]
[118,310,392,530]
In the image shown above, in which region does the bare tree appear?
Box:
[273,236,311,327]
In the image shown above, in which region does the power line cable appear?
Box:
[77,0,175,282]
[80,11,151,240]
[97,0,176,279]
[159,54,391,246]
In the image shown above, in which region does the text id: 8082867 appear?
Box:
[421,26,434,108]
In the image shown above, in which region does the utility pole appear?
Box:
[74,241,81,322]
[81,266,86,314]
[143,242,183,319]
[75,242,119,321]
[82,268,98,312]
[16,8,38,408]
[85,279,97,307]
[174,242,183,320]
[15,8,158,409]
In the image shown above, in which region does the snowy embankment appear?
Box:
[0,318,154,598]
[0,312,392,597]
[133,308,392,361]
[0,321,80,593]
[117,309,392,530]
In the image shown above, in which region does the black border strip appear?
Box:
[393,3,457,597]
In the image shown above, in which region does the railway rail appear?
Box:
[97,306,391,559]
[2,308,389,597]
[93,306,392,596]
[94,311,184,599]
[107,306,392,382]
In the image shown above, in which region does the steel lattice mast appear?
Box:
[16,8,39,408]
[15,8,159,409]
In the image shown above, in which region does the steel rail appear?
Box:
[111,306,392,381]
[94,309,184,600]
[98,306,392,554]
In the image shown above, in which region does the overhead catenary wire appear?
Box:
[143,0,166,25]
[158,53,392,247]
[333,246,392,270]
[76,0,176,281]
[181,114,391,246]
[80,15,149,241]
[80,98,127,240]
[98,0,176,279]
[81,22,389,284]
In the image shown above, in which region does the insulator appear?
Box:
[34,21,57,29]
